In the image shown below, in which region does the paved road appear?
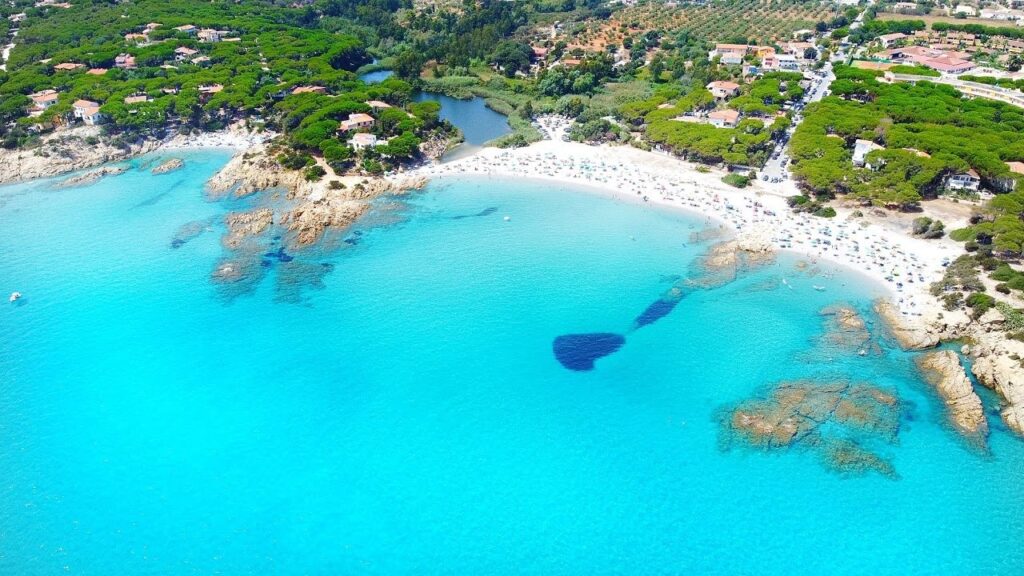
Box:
[761,61,835,183]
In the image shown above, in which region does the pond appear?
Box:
[413,92,511,149]
[358,69,394,83]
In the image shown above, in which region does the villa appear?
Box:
[350,133,379,151]
[114,54,137,69]
[338,113,375,132]
[708,109,740,128]
[87,68,108,75]
[853,139,885,167]
[174,47,199,61]
[878,33,907,49]
[125,33,148,43]
[124,95,150,104]
[707,81,740,100]
[53,62,84,71]
[946,169,981,191]
[29,89,59,112]
[174,24,197,35]
[72,100,105,125]
[198,29,226,42]
[366,100,392,110]
[291,86,327,95]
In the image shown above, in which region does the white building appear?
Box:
[852,139,884,167]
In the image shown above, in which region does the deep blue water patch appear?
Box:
[552,333,626,371]
[634,298,681,329]
[264,247,294,263]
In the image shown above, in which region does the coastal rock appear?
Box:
[970,332,1024,436]
[152,158,184,174]
[916,350,988,443]
[873,299,940,350]
[0,126,160,185]
[53,166,126,189]
[689,235,775,289]
[223,209,274,249]
[819,304,874,352]
[721,380,901,478]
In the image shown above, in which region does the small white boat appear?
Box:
[813,285,826,292]
[9,291,21,303]
[503,216,511,222]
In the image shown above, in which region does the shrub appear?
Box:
[965,292,996,317]
[304,165,326,181]
[722,173,750,188]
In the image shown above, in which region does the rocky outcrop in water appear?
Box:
[223,209,273,249]
[819,304,875,353]
[152,158,184,174]
[53,166,126,189]
[688,233,775,289]
[916,350,988,443]
[722,380,901,478]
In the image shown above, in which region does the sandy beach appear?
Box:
[407,117,963,318]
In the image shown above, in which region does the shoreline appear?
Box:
[406,139,961,318]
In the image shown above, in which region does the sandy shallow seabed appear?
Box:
[407,138,963,318]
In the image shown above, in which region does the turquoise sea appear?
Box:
[1,151,1023,575]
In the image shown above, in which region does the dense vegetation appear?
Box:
[789,65,1024,209]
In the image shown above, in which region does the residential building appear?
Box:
[198,84,223,101]
[198,29,225,42]
[175,24,197,35]
[114,54,136,69]
[125,33,148,43]
[87,68,108,75]
[852,139,884,167]
[366,100,392,110]
[29,89,59,111]
[291,85,327,95]
[706,81,740,100]
[174,47,199,61]
[708,109,740,128]
[946,169,981,191]
[53,62,84,71]
[350,133,379,150]
[338,113,375,132]
[879,33,907,48]
[72,99,105,125]
[124,95,150,104]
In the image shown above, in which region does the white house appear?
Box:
[946,169,981,191]
[73,99,105,125]
[350,133,379,151]
[853,139,884,167]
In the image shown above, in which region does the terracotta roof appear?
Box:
[709,109,740,122]
[1007,161,1024,175]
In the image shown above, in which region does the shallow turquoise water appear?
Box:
[1,155,1023,575]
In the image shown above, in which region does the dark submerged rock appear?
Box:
[552,333,626,371]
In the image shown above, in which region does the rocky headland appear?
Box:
[0,126,160,185]
[207,144,425,249]
[876,297,1024,437]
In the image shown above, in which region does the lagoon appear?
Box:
[413,92,511,148]
[1,158,1023,574]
